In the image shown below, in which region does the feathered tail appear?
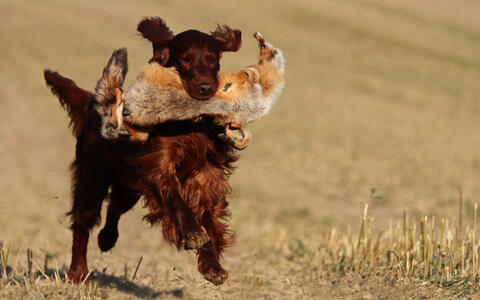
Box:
[44,70,94,137]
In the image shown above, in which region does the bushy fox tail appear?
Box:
[44,70,94,137]
[94,48,128,107]
[93,48,128,139]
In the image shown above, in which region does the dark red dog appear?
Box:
[44,17,242,285]
[139,17,241,100]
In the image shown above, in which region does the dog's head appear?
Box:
[138,17,242,100]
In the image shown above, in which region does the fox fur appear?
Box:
[95,33,285,147]
[93,48,129,139]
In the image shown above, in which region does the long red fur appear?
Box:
[44,17,242,285]
[44,70,93,136]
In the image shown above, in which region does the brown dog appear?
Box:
[44,17,241,285]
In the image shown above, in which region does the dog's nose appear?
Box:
[197,83,213,96]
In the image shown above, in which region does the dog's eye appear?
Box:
[181,57,191,64]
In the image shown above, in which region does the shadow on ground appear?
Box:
[1,263,183,299]
[90,270,184,299]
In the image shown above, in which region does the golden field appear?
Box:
[1,0,480,298]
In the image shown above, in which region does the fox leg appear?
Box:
[221,122,251,150]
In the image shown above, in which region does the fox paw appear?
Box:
[219,123,251,150]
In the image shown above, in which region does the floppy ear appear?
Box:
[211,25,242,52]
[150,46,170,65]
[137,17,174,64]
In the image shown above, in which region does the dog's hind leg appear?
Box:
[67,133,111,284]
[98,186,140,252]
[68,173,109,283]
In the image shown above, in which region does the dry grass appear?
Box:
[314,199,480,297]
[1,0,480,298]
[3,198,480,299]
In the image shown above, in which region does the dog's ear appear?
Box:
[211,25,242,52]
[137,17,174,64]
[150,46,170,65]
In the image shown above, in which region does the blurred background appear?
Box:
[1,0,480,298]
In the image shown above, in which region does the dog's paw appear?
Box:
[67,265,89,284]
[182,227,210,250]
[202,264,228,285]
[98,226,119,252]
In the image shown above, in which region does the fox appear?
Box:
[96,32,285,149]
